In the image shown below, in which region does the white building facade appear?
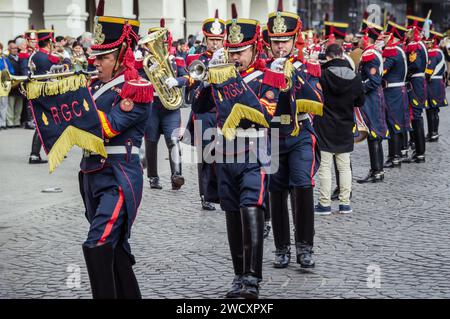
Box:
[0,0,297,46]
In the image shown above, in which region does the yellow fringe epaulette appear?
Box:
[221,103,269,141]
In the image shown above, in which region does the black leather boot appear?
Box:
[400,132,409,162]
[430,108,439,142]
[146,140,162,189]
[292,187,315,268]
[198,163,215,210]
[385,132,401,168]
[166,138,185,190]
[357,139,384,183]
[240,207,264,299]
[82,243,116,299]
[113,245,141,299]
[29,130,47,164]
[409,118,426,163]
[270,191,291,268]
[225,211,244,298]
[425,108,433,142]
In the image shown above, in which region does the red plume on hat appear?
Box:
[96,0,105,16]
[214,9,219,19]
[160,18,165,28]
[277,0,283,12]
[231,3,238,19]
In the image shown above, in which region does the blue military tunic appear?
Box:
[382,43,411,134]
[192,65,280,211]
[426,47,448,109]
[79,72,150,258]
[29,48,64,75]
[268,57,323,191]
[145,56,187,142]
[406,40,429,119]
[359,45,389,140]
[185,51,217,148]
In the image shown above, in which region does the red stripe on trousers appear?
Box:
[257,170,266,206]
[97,187,124,245]
[310,133,317,187]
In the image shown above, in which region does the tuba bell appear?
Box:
[139,28,183,110]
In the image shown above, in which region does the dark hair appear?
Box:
[8,40,15,45]
[55,36,65,43]
[38,39,51,48]
[72,41,83,49]
[325,43,343,59]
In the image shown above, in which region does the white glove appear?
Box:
[210,48,227,66]
[148,62,159,72]
[165,77,179,89]
[270,57,286,73]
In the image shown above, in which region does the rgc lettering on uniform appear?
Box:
[220,303,274,314]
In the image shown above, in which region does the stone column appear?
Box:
[43,0,88,38]
[0,0,31,46]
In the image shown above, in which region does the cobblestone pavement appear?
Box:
[1,90,450,299]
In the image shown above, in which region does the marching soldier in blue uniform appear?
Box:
[266,1,324,269]
[404,15,429,163]
[184,10,226,210]
[28,28,65,164]
[191,4,283,299]
[425,30,448,142]
[382,21,411,168]
[356,21,389,183]
[79,0,153,298]
[142,19,186,190]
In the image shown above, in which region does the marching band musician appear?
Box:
[184,10,226,210]
[141,19,186,191]
[191,3,284,299]
[425,30,448,142]
[79,0,153,299]
[403,15,429,163]
[382,21,411,168]
[266,0,324,269]
[356,20,389,183]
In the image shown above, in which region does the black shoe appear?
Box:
[273,246,291,268]
[263,222,271,239]
[296,243,315,268]
[384,157,401,168]
[240,275,259,299]
[149,177,162,189]
[331,187,339,201]
[357,170,383,184]
[225,275,243,298]
[29,154,48,164]
[24,121,35,130]
[171,174,185,190]
[409,152,426,163]
[201,199,216,211]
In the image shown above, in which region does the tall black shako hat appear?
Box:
[324,21,348,40]
[267,0,302,41]
[91,0,152,104]
[385,21,408,41]
[203,9,226,40]
[224,3,260,53]
[360,19,384,42]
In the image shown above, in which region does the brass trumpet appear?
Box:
[0,69,98,95]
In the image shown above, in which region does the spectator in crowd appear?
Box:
[0,42,15,130]
[6,40,23,128]
[55,36,71,60]
[313,43,365,215]
[71,41,88,71]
